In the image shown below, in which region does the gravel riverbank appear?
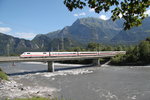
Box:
[0,67,94,100]
[0,77,57,99]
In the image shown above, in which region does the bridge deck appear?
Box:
[0,55,115,62]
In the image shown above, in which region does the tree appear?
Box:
[146,37,150,42]
[64,0,150,30]
[87,42,99,51]
[86,42,105,51]
[68,46,84,51]
[139,40,150,63]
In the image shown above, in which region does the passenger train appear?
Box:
[20,51,126,58]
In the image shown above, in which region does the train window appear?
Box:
[43,52,46,54]
[27,53,30,54]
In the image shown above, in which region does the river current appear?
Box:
[0,62,150,100]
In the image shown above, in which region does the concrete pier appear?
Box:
[48,61,54,72]
[93,59,101,66]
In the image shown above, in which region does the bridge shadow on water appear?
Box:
[7,64,93,76]
[7,70,47,76]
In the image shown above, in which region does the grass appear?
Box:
[0,68,8,80]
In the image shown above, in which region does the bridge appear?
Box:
[0,52,125,72]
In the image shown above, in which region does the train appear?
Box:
[20,51,126,58]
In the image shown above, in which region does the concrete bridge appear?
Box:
[0,54,121,72]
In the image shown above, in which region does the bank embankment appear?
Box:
[0,68,8,81]
[0,68,56,100]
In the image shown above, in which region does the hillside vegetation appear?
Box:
[111,37,150,65]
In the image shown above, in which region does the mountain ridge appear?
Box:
[0,33,39,55]
[0,17,150,55]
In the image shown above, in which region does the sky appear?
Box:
[0,0,150,40]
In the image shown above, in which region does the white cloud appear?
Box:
[74,12,86,17]
[15,32,36,40]
[0,27,36,40]
[145,9,150,16]
[99,15,109,20]
[74,14,79,17]
[89,8,95,12]
[0,27,12,33]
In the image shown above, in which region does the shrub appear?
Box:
[111,54,125,65]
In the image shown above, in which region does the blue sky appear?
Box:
[0,0,150,40]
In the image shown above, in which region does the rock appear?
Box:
[48,94,52,97]
[36,91,40,94]
[20,87,24,91]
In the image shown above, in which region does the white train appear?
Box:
[20,51,126,58]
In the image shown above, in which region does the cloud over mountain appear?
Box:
[0,27,12,33]
[99,15,109,20]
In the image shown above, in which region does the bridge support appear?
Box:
[93,59,101,66]
[48,61,54,72]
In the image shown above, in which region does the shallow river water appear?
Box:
[0,62,150,100]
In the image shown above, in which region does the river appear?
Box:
[0,62,150,100]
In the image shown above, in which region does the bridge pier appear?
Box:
[48,61,54,72]
[92,59,101,66]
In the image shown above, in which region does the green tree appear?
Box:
[139,41,150,63]
[68,46,84,51]
[115,45,123,51]
[102,45,113,51]
[125,46,139,62]
[87,42,95,51]
[64,0,150,30]
[110,38,150,65]
[146,37,150,42]
[87,42,103,51]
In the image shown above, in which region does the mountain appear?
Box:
[111,17,150,44]
[45,17,122,44]
[32,34,51,51]
[1,17,150,55]
[42,17,150,45]
[69,18,122,43]
[32,17,124,51]
[0,33,39,55]
[32,34,82,51]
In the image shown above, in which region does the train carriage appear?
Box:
[78,51,98,56]
[50,52,78,56]
[20,51,126,58]
[20,52,50,58]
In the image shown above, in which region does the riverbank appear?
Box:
[110,55,150,66]
[0,68,8,81]
[110,38,150,66]
[0,64,93,100]
[0,77,56,100]
[14,97,51,100]
[0,68,56,100]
